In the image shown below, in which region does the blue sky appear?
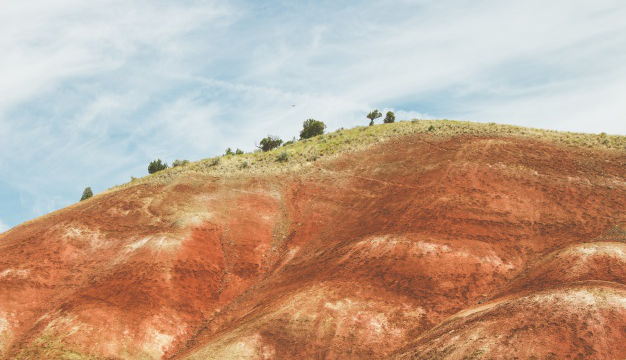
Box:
[1,0,625,232]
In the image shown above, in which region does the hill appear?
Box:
[0,120,625,360]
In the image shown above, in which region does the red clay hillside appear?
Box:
[0,120,624,360]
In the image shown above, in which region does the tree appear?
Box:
[257,135,283,152]
[235,148,244,155]
[384,111,395,124]
[367,110,382,126]
[148,159,168,174]
[299,119,326,139]
[80,187,93,201]
[225,148,234,156]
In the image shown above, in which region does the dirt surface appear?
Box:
[0,133,625,360]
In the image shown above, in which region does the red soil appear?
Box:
[0,134,624,360]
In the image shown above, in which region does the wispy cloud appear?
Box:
[0,219,9,234]
[1,0,625,227]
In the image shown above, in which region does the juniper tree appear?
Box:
[384,111,395,124]
[299,119,326,139]
[257,135,283,152]
[367,110,382,126]
[80,187,93,201]
[148,159,168,174]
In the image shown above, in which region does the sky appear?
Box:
[1,0,625,232]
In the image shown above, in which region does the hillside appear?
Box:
[0,120,625,360]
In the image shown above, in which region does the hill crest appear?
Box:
[0,120,625,360]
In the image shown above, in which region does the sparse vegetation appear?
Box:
[276,151,289,162]
[107,120,626,192]
[172,159,189,167]
[367,110,382,126]
[300,119,326,139]
[384,111,395,124]
[14,332,103,360]
[148,159,168,174]
[594,225,626,243]
[258,135,283,152]
[80,187,93,201]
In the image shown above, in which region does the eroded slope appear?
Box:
[1,124,625,360]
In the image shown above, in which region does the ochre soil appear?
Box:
[0,134,625,360]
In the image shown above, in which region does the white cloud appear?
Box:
[392,110,434,121]
[239,0,626,132]
[0,0,233,115]
[0,220,9,234]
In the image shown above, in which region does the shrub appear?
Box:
[257,135,283,152]
[148,159,168,174]
[235,148,244,155]
[367,110,382,126]
[240,161,249,169]
[276,151,289,162]
[172,159,189,167]
[599,132,609,145]
[299,119,326,139]
[384,111,395,124]
[428,125,435,132]
[80,187,93,201]
[225,148,234,156]
[284,137,298,147]
[210,157,220,166]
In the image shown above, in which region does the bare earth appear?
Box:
[1,128,625,360]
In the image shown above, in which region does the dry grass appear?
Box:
[13,333,102,360]
[105,119,626,193]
